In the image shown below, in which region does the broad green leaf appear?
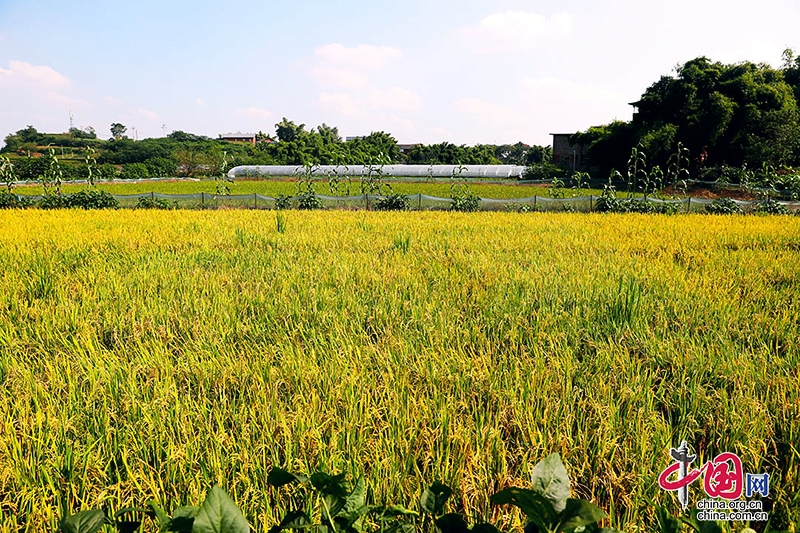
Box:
[655,507,682,533]
[471,523,503,533]
[310,472,349,497]
[435,514,469,533]
[555,499,606,533]
[60,510,106,533]
[379,505,419,517]
[147,502,170,529]
[268,468,309,487]
[341,476,367,517]
[114,507,147,533]
[274,510,312,530]
[383,522,415,533]
[683,512,722,533]
[332,514,365,533]
[531,453,571,513]
[192,486,250,533]
[490,488,556,531]
[420,483,453,515]
[168,506,200,533]
[321,494,346,521]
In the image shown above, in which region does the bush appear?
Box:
[60,165,83,182]
[705,197,744,214]
[374,193,410,211]
[754,197,789,215]
[136,196,176,210]
[65,190,119,209]
[119,163,150,180]
[297,191,323,210]
[96,163,119,181]
[274,195,292,210]
[523,162,569,181]
[143,157,178,178]
[449,193,481,212]
[0,192,34,209]
[595,196,680,214]
[697,165,752,184]
[38,194,69,209]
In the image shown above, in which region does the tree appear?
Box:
[275,118,306,143]
[576,56,800,176]
[110,123,127,140]
[70,126,97,140]
[316,123,342,144]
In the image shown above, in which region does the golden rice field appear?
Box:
[0,210,798,532]
[12,178,624,200]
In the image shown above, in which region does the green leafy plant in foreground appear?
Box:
[56,454,618,533]
[267,453,615,533]
[59,485,250,533]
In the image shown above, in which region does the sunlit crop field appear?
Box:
[12,178,625,200]
[0,211,798,531]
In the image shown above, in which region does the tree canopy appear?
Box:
[1,118,549,180]
[574,54,800,177]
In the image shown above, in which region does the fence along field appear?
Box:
[0,210,798,531]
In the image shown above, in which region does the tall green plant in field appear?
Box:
[666,142,690,194]
[570,172,590,197]
[642,165,664,199]
[359,153,391,197]
[625,143,647,195]
[40,147,64,196]
[84,146,97,189]
[0,156,15,193]
[214,150,234,195]
[449,163,480,211]
[295,162,323,209]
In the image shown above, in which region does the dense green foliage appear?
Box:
[55,455,620,533]
[574,53,800,177]
[1,122,550,183]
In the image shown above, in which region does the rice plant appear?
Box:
[0,211,798,530]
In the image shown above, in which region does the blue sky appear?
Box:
[1,0,798,146]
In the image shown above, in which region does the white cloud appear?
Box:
[309,44,403,89]
[519,77,622,106]
[318,92,360,115]
[309,65,370,89]
[47,92,89,108]
[314,43,402,70]
[387,115,414,130]
[453,97,519,122]
[104,95,124,104]
[137,108,159,120]
[0,60,71,88]
[369,87,422,112]
[239,107,274,118]
[461,11,573,53]
[196,98,204,107]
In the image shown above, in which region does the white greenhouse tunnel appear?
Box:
[227,165,528,179]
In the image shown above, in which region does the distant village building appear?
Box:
[397,143,420,154]
[219,133,257,145]
[550,133,588,172]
